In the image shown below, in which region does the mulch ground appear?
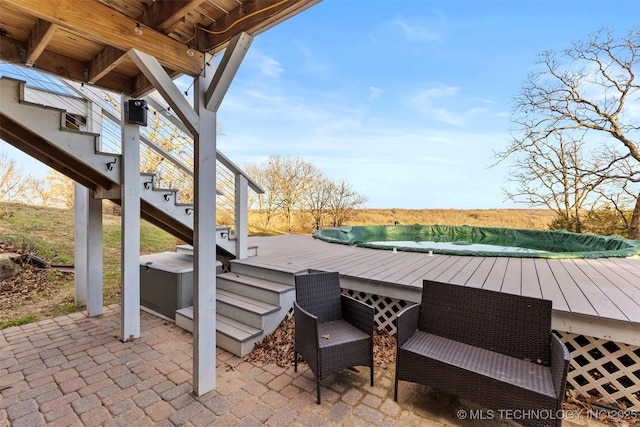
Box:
[245,315,397,370]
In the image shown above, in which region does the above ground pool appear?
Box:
[312,224,640,259]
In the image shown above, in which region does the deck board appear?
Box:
[483,257,508,292]
[547,261,598,316]
[432,256,475,283]
[571,259,640,323]
[464,257,497,288]
[521,258,542,299]
[560,260,628,321]
[501,258,523,295]
[242,234,640,327]
[532,260,569,312]
[448,256,484,286]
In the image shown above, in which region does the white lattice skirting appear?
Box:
[556,331,640,410]
[344,289,640,410]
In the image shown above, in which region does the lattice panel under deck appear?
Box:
[343,290,410,334]
[555,331,640,410]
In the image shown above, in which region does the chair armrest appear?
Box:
[395,304,420,348]
[550,333,570,399]
[341,295,374,335]
[294,301,319,352]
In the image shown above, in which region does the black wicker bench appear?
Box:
[394,280,570,427]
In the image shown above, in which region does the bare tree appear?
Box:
[0,151,38,203]
[327,179,368,227]
[503,28,640,238]
[245,163,283,229]
[306,175,333,231]
[267,156,319,232]
[496,131,605,232]
[44,170,75,209]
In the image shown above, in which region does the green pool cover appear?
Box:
[312,224,640,259]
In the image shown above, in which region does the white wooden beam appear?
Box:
[73,184,104,317]
[235,174,249,259]
[74,92,104,317]
[120,95,141,341]
[128,48,199,136]
[74,183,88,308]
[192,55,217,396]
[86,192,103,317]
[206,32,253,112]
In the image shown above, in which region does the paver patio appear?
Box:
[0,305,611,426]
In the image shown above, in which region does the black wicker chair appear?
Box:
[394,280,570,427]
[293,270,375,404]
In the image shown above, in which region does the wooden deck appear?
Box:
[236,234,640,345]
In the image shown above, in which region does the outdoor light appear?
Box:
[134,23,143,36]
[126,100,148,126]
[186,46,195,57]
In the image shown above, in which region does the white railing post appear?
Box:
[235,173,249,259]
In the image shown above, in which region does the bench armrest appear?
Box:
[395,304,420,348]
[550,333,570,399]
[341,295,374,335]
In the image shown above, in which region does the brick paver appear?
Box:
[0,305,613,426]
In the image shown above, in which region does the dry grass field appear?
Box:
[247,208,558,234]
[348,208,556,230]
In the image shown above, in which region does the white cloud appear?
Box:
[247,52,284,78]
[408,84,466,125]
[368,86,384,101]
[390,15,443,43]
[407,84,498,126]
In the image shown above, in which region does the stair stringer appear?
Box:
[0,77,240,254]
[1,77,121,190]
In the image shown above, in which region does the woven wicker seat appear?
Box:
[294,270,374,404]
[394,280,570,427]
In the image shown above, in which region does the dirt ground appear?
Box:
[0,243,75,327]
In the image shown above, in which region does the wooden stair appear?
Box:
[175,271,295,357]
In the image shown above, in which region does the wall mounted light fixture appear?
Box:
[134,23,143,36]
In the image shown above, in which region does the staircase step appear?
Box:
[175,307,262,342]
[217,288,279,318]
[217,272,293,305]
[175,307,263,356]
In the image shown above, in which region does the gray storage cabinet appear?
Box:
[140,252,194,321]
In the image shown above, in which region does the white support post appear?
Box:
[193,60,218,396]
[86,192,103,316]
[235,174,248,259]
[74,183,88,308]
[120,95,141,341]
[74,92,103,317]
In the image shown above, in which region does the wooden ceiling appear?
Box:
[0,0,320,96]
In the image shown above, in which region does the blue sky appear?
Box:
[3,0,639,208]
[214,0,639,208]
